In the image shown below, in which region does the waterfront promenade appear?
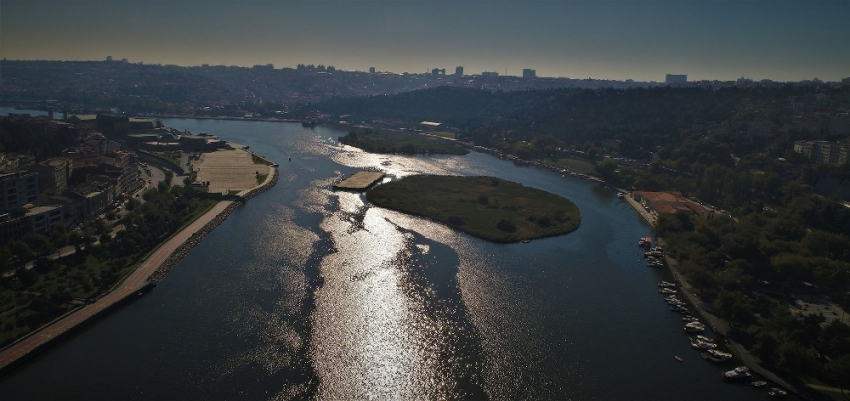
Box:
[0,201,233,374]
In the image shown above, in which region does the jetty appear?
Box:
[334,171,385,191]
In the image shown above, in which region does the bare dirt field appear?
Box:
[193,150,269,194]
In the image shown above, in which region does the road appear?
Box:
[0,201,233,373]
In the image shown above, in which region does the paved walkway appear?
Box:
[0,201,233,373]
[621,191,658,225]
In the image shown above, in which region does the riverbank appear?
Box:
[617,185,824,398]
[659,244,824,400]
[0,166,278,376]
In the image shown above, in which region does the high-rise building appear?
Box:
[431,68,446,76]
[369,67,376,74]
[481,71,499,77]
[0,171,40,213]
[522,69,537,79]
[665,74,687,84]
[455,66,463,76]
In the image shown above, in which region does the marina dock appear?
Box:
[334,171,385,191]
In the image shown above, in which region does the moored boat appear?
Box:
[768,387,787,397]
[723,366,752,380]
[690,338,718,350]
[704,349,733,362]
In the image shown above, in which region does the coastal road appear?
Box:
[0,201,233,373]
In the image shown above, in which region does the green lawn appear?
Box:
[339,129,468,155]
[367,175,581,243]
[427,131,457,139]
[544,157,596,174]
[251,154,274,166]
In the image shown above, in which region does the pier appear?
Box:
[333,171,385,191]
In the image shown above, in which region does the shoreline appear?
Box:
[618,193,818,399]
[0,166,279,376]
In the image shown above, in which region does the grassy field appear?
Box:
[251,154,274,166]
[544,157,596,174]
[339,129,468,155]
[427,131,457,139]
[367,175,580,243]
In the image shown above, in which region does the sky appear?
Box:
[1,0,848,82]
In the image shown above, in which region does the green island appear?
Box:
[366,175,580,243]
[339,129,469,155]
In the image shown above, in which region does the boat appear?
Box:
[682,316,699,322]
[657,281,676,288]
[768,387,787,397]
[723,366,752,380]
[638,238,645,246]
[696,335,714,343]
[673,354,683,362]
[690,339,717,350]
[617,192,625,198]
[704,349,733,362]
[684,322,705,333]
[751,381,767,387]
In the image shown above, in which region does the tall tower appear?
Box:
[455,66,464,76]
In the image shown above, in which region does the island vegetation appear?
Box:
[366,175,580,243]
[339,129,469,155]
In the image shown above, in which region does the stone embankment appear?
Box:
[148,166,278,283]
[240,165,279,201]
[147,201,239,283]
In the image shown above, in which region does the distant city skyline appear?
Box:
[1,0,848,82]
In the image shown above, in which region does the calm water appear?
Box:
[0,115,768,400]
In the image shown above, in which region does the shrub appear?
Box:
[497,219,517,233]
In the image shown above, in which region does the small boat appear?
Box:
[696,335,714,343]
[723,366,752,380]
[617,192,625,198]
[751,381,767,387]
[704,349,733,362]
[684,322,705,333]
[768,387,787,397]
[521,239,531,243]
[691,339,717,350]
[673,354,683,362]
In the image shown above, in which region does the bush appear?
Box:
[497,219,517,233]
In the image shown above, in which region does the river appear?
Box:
[0,115,770,399]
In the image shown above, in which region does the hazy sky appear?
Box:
[2,0,848,81]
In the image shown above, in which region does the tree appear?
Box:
[825,355,850,392]
[595,158,618,180]
[23,234,54,258]
[497,219,516,233]
[752,332,780,364]
[49,225,68,256]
